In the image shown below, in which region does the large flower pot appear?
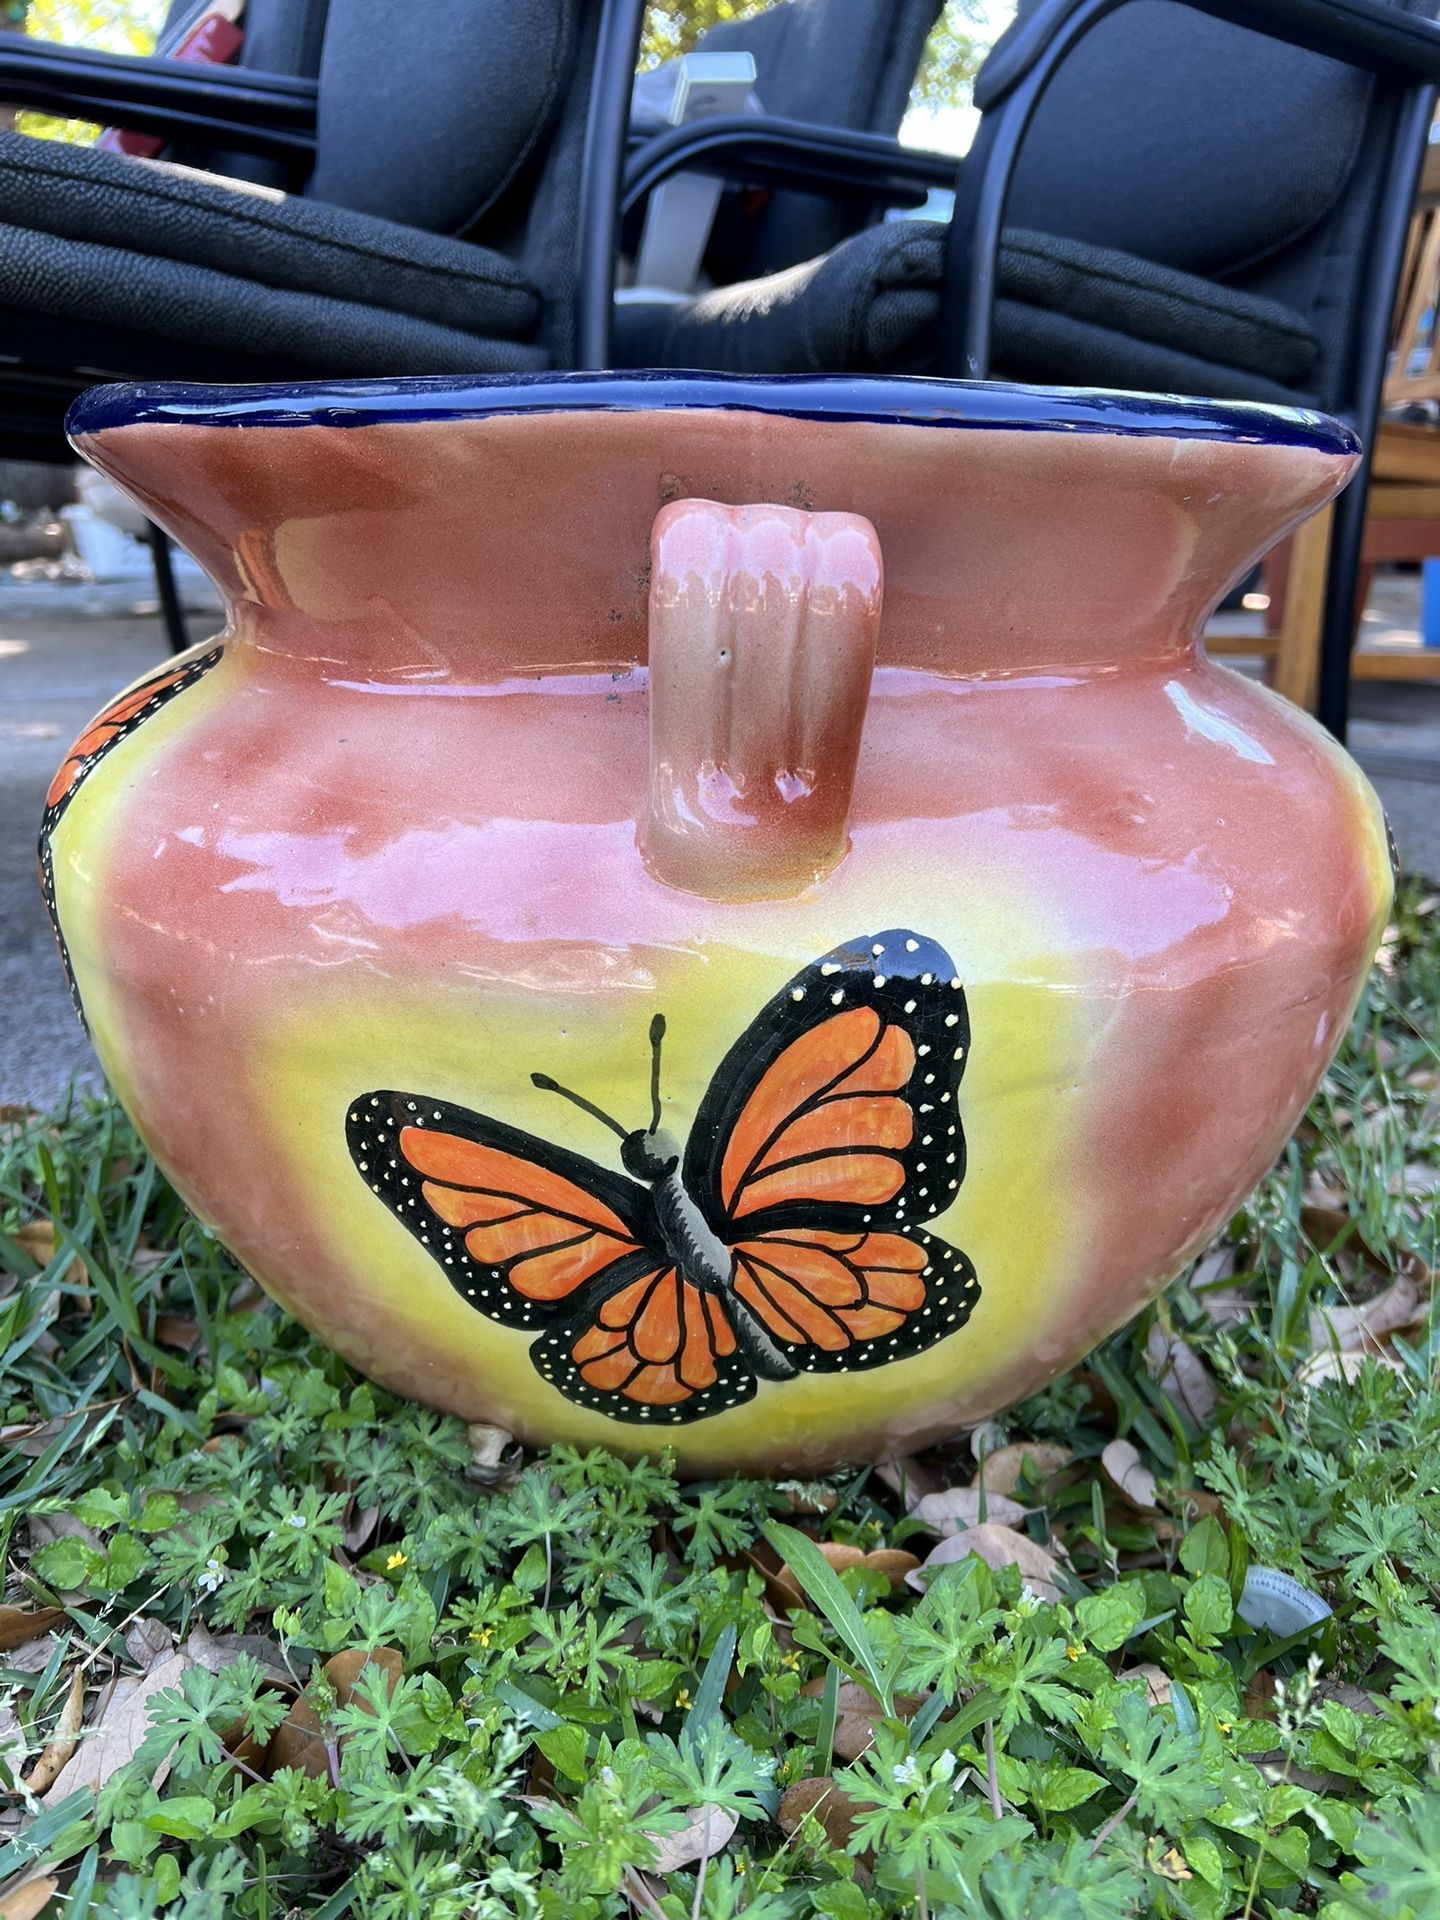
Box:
[43,373,1392,1474]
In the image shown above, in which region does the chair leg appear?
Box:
[1273,505,1333,713]
[147,521,190,656]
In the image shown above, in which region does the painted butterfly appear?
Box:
[39,646,224,1027]
[346,929,980,1424]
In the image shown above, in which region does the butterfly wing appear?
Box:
[728,1225,979,1375]
[537,1270,757,1424]
[42,646,224,824]
[679,928,980,1374]
[348,1090,757,1423]
[685,928,969,1238]
[40,646,224,1029]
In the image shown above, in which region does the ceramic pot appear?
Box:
[45,373,1392,1475]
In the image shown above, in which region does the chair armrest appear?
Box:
[621,116,957,219]
[0,38,317,160]
[978,0,1440,106]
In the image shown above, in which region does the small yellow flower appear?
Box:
[781,1648,801,1671]
[1217,1719,1233,1735]
[1066,1644,1082,1662]
[385,1550,408,1572]
[469,1625,493,1647]
[674,1687,692,1711]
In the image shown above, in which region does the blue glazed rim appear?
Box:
[65,368,1360,458]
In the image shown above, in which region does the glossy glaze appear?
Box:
[46,374,1391,1474]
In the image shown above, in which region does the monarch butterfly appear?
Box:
[347,929,980,1424]
[39,647,223,1026]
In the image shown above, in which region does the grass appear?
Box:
[0,883,1436,1919]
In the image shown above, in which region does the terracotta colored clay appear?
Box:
[43,373,1392,1475]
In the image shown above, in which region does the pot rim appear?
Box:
[66,368,1359,458]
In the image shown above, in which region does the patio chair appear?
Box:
[0,0,626,463]
[610,0,1440,738]
[630,0,943,286]
[0,0,640,648]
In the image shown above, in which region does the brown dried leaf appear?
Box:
[265,1647,403,1779]
[647,1803,738,1872]
[1295,1348,1406,1388]
[124,1619,174,1672]
[11,1220,85,1287]
[775,1543,919,1606]
[1145,1326,1220,1429]
[28,1512,103,1556]
[153,1314,201,1353]
[343,1504,380,1554]
[971,1442,1072,1498]
[1308,1273,1424,1355]
[1120,1664,1173,1709]
[778,1776,864,1850]
[798,1680,928,1761]
[43,1652,192,1801]
[0,1877,58,1920]
[910,1487,1029,1535]
[0,1608,64,1653]
[22,1670,84,1795]
[183,1625,298,1688]
[909,1523,1065,1603]
[1101,1440,1159,1512]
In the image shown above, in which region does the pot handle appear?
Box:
[641,497,882,900]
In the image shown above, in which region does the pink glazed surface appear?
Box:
[50,384,1391,1474]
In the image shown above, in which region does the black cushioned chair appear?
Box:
[631,0,943,284]
[0,0,604,467]
[611,0,1440,736]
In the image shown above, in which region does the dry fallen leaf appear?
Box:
[22,1669,84,1795]
[971,1442,1071,1498]
[799,1680,927,1761]
[774,1542,918,1606]
[908,1522,1065,1604]
[1308,1273,1424,1355]
[266,1647,403,1779]
[1101,1440,1159,1512]
[11,1220,85,1287]
[1145,1325,1219,1429]
[124,1619,174,1672]
[44,1651,193,1802]
[1120,1664,1173,1709]
[0,1607,64,1653]
[0,1877,59,1920]
[1295,1348,1406,1388]
[647,1802,738,1872]
[910,1487,1029,1536]
[778,1776,864,1850]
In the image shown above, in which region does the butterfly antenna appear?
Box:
[648,1014,666,1133]
[531,1073,628,1141]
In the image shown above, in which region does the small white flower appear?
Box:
[285,1513,308,1530]
[891,1756,921,1787]
[196,1556,227,1595]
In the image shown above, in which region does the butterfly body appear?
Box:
[347,928,981,1424]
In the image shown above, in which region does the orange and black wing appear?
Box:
[346,1091,757,1423]
[727,1224,978,1376]
[683,928,980,1370]
[686,929,969,1239]
[39,645,224,1027]
[41,646,224,827]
